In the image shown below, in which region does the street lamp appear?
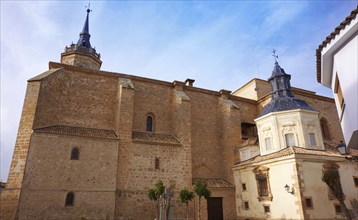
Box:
[284,184,294,194]
[337,141,347,155]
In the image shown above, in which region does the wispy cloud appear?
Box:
[1,1,356,181]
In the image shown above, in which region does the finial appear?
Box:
[85,2,92,14]
[272,49,278,63]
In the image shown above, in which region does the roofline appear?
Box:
[48,62,258,104]
[257,87,335,104]
[316,6,358,83]
[232,147,349,170]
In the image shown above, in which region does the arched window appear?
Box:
[71,147,79,160]
[146,113,155,132]
[65,192,75,207]
[320,118,331,140]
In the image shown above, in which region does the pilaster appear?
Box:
[218,89,241,183]
[172,81,192,186]
[0,81,41,220]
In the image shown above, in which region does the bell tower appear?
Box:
[61,5,102,70]
[255,51,324,155]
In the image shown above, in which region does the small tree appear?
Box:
[163,181,175,220]
[148,180,175,220]
[194,180,211,220]
[179,189,194,220]
[321,164,352,220]
[148,180,165,219]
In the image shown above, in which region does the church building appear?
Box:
[1,8,357,220]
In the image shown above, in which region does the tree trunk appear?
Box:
[338,198,352,220]
[197,197,201,220]
[186,203,189,220]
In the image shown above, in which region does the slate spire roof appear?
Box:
[259,61,315,116]
[62,6,101,61]
[77,8,92,48]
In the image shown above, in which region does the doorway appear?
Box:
[207,197,223,220]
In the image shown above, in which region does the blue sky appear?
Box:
[1,1,357,181]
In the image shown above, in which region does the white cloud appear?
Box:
[1,1,356,181]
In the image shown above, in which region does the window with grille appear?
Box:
[335,204,342,214]
[264,205,270,213]
[244,201,249,210]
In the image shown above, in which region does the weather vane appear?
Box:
[272,49,278,62]
[85,2,92,13]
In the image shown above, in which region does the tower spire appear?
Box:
[61,4,102,70]
[258,51,314,116]
[77,4,92,48]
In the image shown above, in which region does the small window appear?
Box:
[264,205,270,213]
[335,204,342,214]
[285,133,295,147]
[155,158,160,170]
[334,75,345,110]
[265,137,272,151]
[353,177,358,187]
[70,147,79,160]
[305,197,313,209]
[146,114,155,132]
[309,133,316,146]
[244,201,249,210]
[65,192,75,207]
[242,183,247,191]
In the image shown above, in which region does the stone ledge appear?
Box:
[34,125,118,139]
[132,131,181,146]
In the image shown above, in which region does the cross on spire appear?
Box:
[272,49,278,62]
[85,2,92,14]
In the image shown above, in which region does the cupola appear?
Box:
[61,6,102,70]
[255,53,324,155]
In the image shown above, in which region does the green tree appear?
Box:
[147,180,175,220]
[194,180,211,220]
[179,189,194,220]
[148,180,165,219]
[321,164,352,220]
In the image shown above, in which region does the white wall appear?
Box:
[234,159,303,220]
[300,159,358,219]
[332,34,358,148]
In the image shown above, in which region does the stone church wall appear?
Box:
[33,69,118,130]
[17,133,118,219]
[132,80,174,133]
[0,81,41,220]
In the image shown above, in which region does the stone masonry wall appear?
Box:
[33,69,117,130]
[0,81,41,220]
[17,133,118,219]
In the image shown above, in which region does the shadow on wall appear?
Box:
[350,199,358,218]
